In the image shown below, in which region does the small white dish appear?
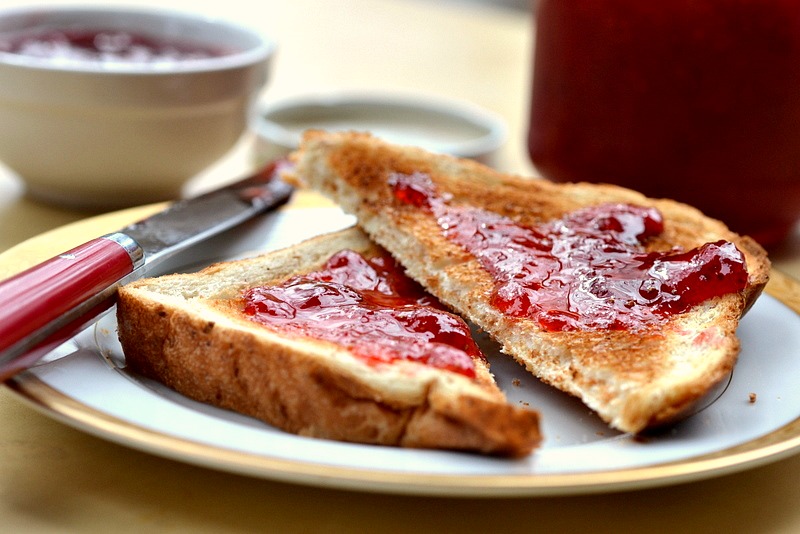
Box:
[253,92,507,163]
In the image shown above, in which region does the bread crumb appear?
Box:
[512,378,521,387]
[749,392,757,404]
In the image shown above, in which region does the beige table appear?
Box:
[2,0,800,532]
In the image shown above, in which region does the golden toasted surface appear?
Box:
[117,227,541,457]
[288,130,771,433]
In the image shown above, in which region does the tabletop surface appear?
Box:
[2,1,800,532]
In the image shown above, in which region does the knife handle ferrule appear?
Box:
[102,232,145,270]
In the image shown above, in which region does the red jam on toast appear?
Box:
[390,171,749,332]
[243,249,483,377]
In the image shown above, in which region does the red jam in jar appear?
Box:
[0,29,229,64]
[390,172,749,331]
[242,249,483,378]
[528,0,800,248]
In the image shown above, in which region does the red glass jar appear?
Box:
[528,0,800,249]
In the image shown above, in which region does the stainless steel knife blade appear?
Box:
[0,163,294,380]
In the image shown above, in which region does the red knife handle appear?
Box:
[0,233,143,380]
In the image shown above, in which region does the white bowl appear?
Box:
[253,92,507,164]
[0,5,275,209]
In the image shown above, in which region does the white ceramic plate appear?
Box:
[7,207,800,497]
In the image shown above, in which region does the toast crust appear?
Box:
[288,130,770,433]
[117,227,541,456]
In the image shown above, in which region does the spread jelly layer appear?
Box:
[389,172,749,331]
[242,249,482,378]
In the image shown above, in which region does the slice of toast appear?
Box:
[287,130,771,434]
[117,226,541,456]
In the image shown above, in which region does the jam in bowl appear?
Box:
[0,28,232,65]
[0,6,275,209]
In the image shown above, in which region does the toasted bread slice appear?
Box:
[287,130,771,434]
[117,226,541,456]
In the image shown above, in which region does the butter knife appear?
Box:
[0,163,294,381]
